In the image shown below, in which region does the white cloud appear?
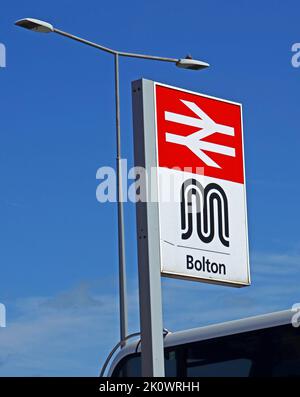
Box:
[0,249,299,375]
[162,250,300,331]
[0,282,124,376]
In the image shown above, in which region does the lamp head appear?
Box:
[15,18,54,33]
[176,56,209,70]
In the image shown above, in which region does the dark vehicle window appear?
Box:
[181,328,263,377]
[112,351,177,377]
[111,324,300,377]
[268,325,300,377]
[187,358,252,377]
[115,355,140,377]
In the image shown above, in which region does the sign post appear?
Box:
[132,79,165,377]
[132,79,250,376]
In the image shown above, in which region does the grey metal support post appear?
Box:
[114,53,128,344]
[132,79,165,377]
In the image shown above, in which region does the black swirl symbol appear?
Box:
[180,179,229,247]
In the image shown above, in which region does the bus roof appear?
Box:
[106,308,295,376]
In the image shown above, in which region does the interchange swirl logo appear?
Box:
[180,179,230,247]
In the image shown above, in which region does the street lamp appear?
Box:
[15,17,209,349]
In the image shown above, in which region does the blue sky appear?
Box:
[0,0,299,376]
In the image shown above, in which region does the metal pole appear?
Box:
[54,28,116,54]
[54,28,179,63]
[114,53,128,344]
[132,79,165,377]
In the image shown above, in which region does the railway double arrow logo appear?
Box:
[165,100,236,169]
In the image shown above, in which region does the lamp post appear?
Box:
[15,17,209,375]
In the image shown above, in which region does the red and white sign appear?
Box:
[155,84,244,183]
[154,83,250,286]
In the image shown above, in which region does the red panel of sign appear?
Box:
[155,84,244,184]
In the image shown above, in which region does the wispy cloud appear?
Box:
[251,251,300,274]
[0,282,125,376]
[0,249,299,376]
[162,249,300,331]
